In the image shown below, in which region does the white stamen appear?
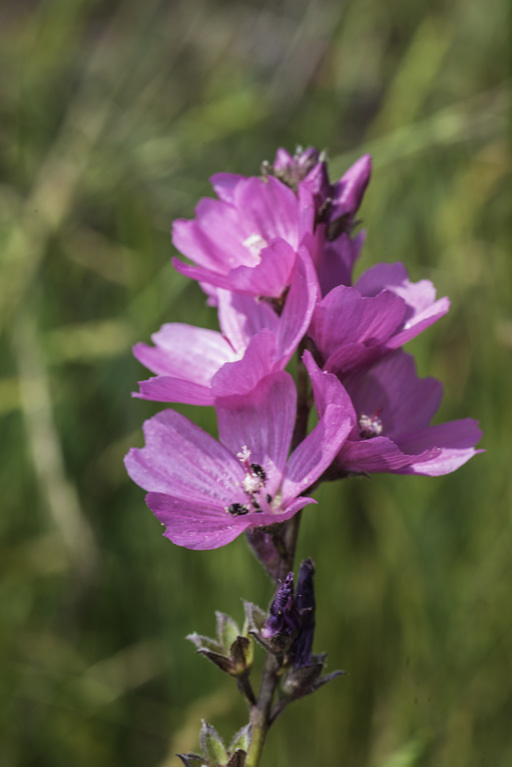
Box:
[237,445,251,462]
[242,474,261,494]
[243,233,267,261]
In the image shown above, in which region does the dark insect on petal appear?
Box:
[250,463,267,483]
[227,503,250,516]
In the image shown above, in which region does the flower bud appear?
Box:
[261,572,300,645]
[187,610,253,677]
[292,557,316,668]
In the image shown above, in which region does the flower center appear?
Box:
[225,446,271,516]
[358,411,383,439]
[243,233,267,262]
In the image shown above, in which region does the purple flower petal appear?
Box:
[311,286,406,372]
[146,493,247,550]
[210,172,245,204]
[281,355,355,500]
[146,492,313,550]
[337,436,439,474]
[396,419,484,476]
[217,290,279,355]
[134,324,233,379]
[124,410,244,503]
[308,229,365,296]
[133,324,235,404]
[211,330,278,398]
[173,198,246,271]
[386,297,450,348]
[355,262,450,347]
[275,245,319,361]
[136,377,215,405]
[216,372,296,496]
[343,351,443,441]
[234,176,300,249]
[302,350,356,421]
[226,238,297,297]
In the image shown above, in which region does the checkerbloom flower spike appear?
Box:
[125,145,483,550]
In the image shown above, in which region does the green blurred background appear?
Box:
[1,0,510,765]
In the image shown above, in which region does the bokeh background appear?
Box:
[1,0,510,765]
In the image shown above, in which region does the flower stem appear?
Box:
[245,653,279,767]
[246,351,310,767]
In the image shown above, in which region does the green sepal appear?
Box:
[216,611,240,652]
[229,636,253,675]
[281,661,345,701]
[196,648,234,675]
[200,720,228,767]
[242,601,266,634]
[187,632,223,654]
[229,724,251,754]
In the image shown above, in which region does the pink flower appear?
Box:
[133,247,318,404]
[304,350,483,477]
[309,262,450,375]
[124,370,354,550]
[172,172,314,298]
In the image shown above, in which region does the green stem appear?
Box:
[245,653,279,767]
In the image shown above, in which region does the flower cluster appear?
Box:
[125,146,482,550]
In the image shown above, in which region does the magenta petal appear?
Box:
[311,286,406,368]
[281,356,355,500]
[312,230,365,296]
[146,493,248,550]
[386,297,450,348]
[136,377,214,405]
[344,351,443,440]
[124,410,243,504]
[217,290,278,354]
[173,258,244,291]
[146,490,314,551]
[235,176,299,248]
[337,436,439,474]
[210,172,245,204]
[227,238,297,297]
[276,245,319,361]
[297,184,316,240]
[355,262,450,346]
[172,199,245,271]
[355,262,409,297]
[134,324,234,380]
[355,262,438,313]
[211,330,277,397]
[396,419,483,476]
[216,372,296,495]
[302,350,356,421]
